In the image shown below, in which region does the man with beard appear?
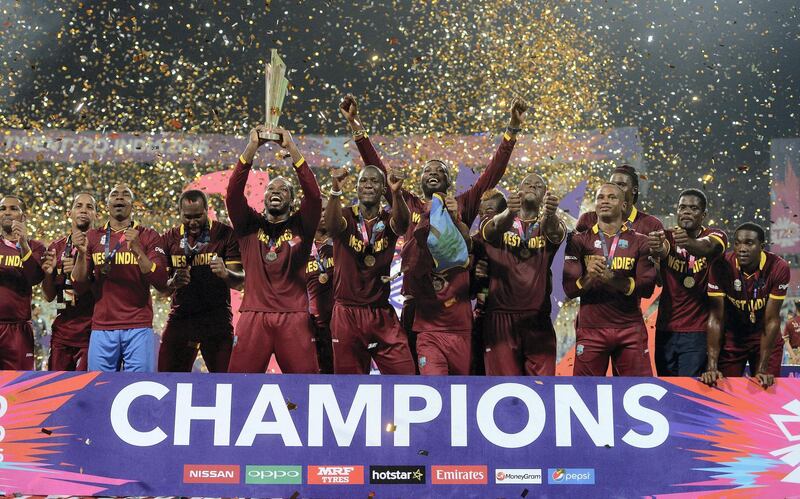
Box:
[478,174,566,375]
[647,189,727,376]
[563,183,657,376]
[306,197,335,374]
[702,223,790,388]
[72,184,167,372]
[0,195,46,370]
[226,125,321,374]
[575,165,663,235]
[324,164,415,374]
[41,193,97,371]
[340,94,526,375]
[159,190,243,373]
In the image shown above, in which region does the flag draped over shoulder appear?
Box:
[426,193,469,272]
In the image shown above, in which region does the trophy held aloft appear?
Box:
[260,48,289,142]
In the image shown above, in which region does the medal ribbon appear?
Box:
[182,224,210,265]
[597,229,622,269]
[512,218,540,247]
[358,211,384,253]
[104,222,132,268]
[311,241,330,273]
[738,267,761,318]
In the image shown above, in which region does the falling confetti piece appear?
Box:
[386,423,397,432]
[41,428,53,435]
[287,401,297,410]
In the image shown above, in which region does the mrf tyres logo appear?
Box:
[369,465,426,484]
[307,465,364,485]
[548,468,595,485]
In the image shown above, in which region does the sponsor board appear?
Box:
[369,465,426,484]
[548,468,596,485]
[495,468,543,484]
[307,465,364,485]
[182,464,240,484]
[431,465,488,484]
[244,465,302,485]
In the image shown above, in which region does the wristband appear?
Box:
[352,129,368,140]
[329,189,343,197]
[505,126,522,135]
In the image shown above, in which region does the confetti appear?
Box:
[41,428,53,435]
[287,401,297,411]
[386,423,397,432]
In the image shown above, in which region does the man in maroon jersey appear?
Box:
[479,173,566,375]
[647,188,727,376]
[325,163,415,375]
[159,190,243,372]
[563,183,657,376]
[702,223,791,388]
[306,198,335,374]
[226,125,321,374]
[40,193,97,371]
[340,94,526,375]
[0,195,46,370]
[72,184,168,372]
[784,300,800,364]
[575,165,663,235]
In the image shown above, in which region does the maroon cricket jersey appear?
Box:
[332,206,398,306]
[162,220,241,321]
[656,227,728,332]
[563,224,657,328]
[708,251,790,336]
[576,206,664,235]
[356,132,516,291]
[86,222,168,330]
[0,237,45,322]
[785,317,800,348]
[49,236,94,347]
[226,157,321,313]
[306,239,334,323]
[477,216,564,314]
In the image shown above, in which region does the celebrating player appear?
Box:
[341,93,526,375]
[575,165,663,235]
[41,193,97,371]
[159,190,243,372]
[324,164,415,374]
[0,195,46,370]
[702,223,790,388]
[225,125,321,374]
[648,189,727,376]
[306,198,335,374]
[563,183,657,376]
[478,174,566,375]
[72,184,168,372]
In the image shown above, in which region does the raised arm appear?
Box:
[273,127,322,239]
[482,192,520,244]
[387,169,410,235]
[541,192,566,243]
[325,167,350,237]
[459,98,527,224]
[675,227,727,259]
[227,126,271,232]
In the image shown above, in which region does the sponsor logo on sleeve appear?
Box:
[369,465,426,484]
[307,465,364,485]
[182,464,240,484]
[431,465,488,484]
[245,465,302,485]
[547,468,595,485]
[495,468,543,484]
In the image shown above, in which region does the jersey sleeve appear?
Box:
[223,228,242,266]
[707,257,728,297]
[562,232,586,299]
[768,257,791,301]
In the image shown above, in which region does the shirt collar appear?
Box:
[735,251,767,274]
[627,206,638,223]
[591,223,629,235]
[104,220,139,231]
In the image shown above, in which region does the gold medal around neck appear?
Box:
[364,254,376,267]
[318,273,329,284]
[683,276,695,288]
[266,251,278,262]
[750,311,757,324]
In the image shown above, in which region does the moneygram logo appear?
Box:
[495,468,542,484]
[431,465,488,484]
[369,465,426,484]
[307,465,364,485]
[245,465,302,485]
[548,468,595,485]
[183,464,240,484]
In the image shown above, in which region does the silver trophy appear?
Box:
[260,49,289,141]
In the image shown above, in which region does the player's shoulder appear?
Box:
[161,225,182,241]
[48,235,68,251]
[211,220,235,237]
[29,239,47,251]
[765,251,790,272]
[703,226,728,241]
